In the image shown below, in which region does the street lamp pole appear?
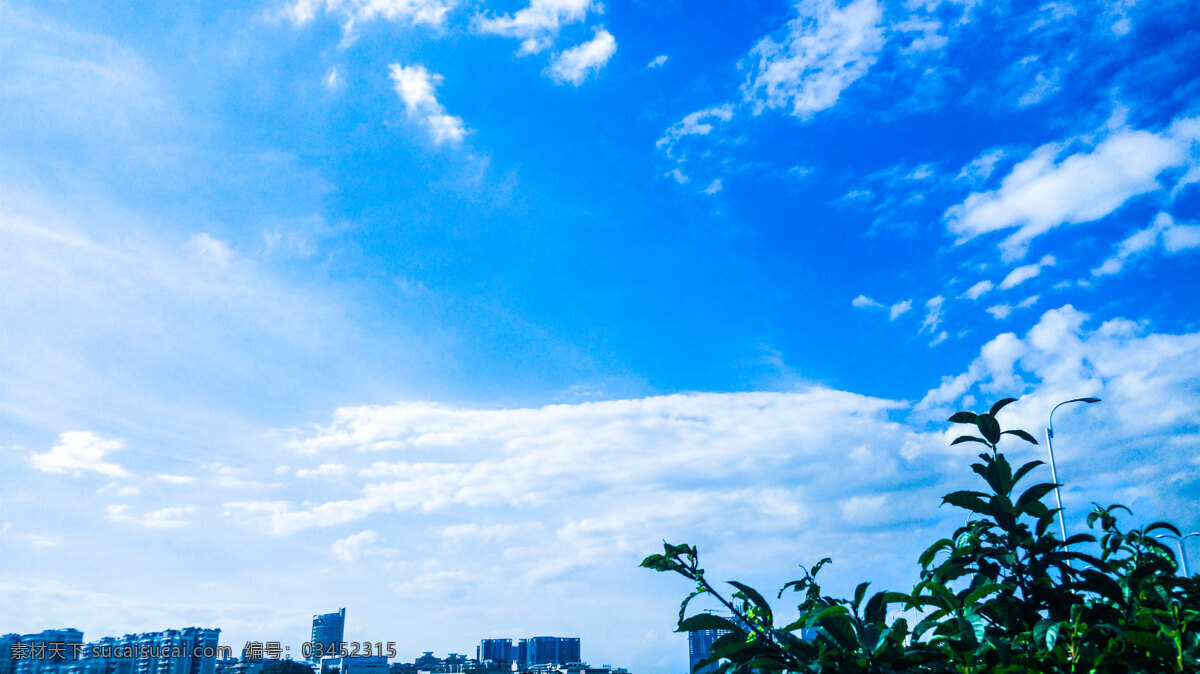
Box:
[1045,397,1101,544]
[1155,533,1200,577]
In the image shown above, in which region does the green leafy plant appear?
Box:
[642,398,1200,672]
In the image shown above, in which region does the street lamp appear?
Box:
[1154,532,1200,577]
[1045,397,1101,543]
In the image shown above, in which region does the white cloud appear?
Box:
[392,569,473,596]
[962,279,993,300]
[920,295,944,334]
[331,530,396,562]
[324,66,344,91]
[945,116,1200,260]
[999,254,1055,289]
[656,105,734,159]
[914,309,1200,531]
[30,432,128,478]
[106,504,196,529]
[664,168,688,184]
[157,474,195,484]
[702,179,723,195]
[852,294,884,309]
[986,295,1039,320]
[296,463,348,478]
[274,0,456,40]
[473,0,598,55]
[188,233,233,265]
[208,463,282,490]
[227,389,938,537]
[647,55,668,68]
[957,148,1007,185]
[741,0,885,118]
[1164,223,1200,252]
[1092,212,1200,276]
[889,299,912,320]
[439,522,535,542]
[388,64,468,145]
[26,534,59,547]
[544,29,616,86]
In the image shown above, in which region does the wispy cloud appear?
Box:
[273,0,456,43]
[999,254,1056,290]
[228,389,930,538]
[545,29,616,85]
[986,295,1039,320]
[106,504,196,529]
[656,105,734,159]
[388,64,468,145]
[331,530,396,562]
[852,294,884,309]
[1092,212,1200,276]
[945,116,1200,260]
[30,432,128,478]
[920,296,944,335]
[962,280,994,300]
[741,0,885,118]
[473,0,598,55]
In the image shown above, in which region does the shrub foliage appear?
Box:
[642,398,1200,672]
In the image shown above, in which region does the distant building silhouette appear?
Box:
[475,640,513,665]
[309,610,345,662]
[687,613,815,673]
[2,628,222,674]
[518,638,579,667]
[3,629,84,674]
[687,629,724,674]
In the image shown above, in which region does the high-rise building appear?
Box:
[687,615,813,673]
[518,637,579,666]
[9,629,85,674]
[84,627,222,674]
[309,610,346,661]
[687,629,725,674]
[476,640,512,664]
[4,628,221,674]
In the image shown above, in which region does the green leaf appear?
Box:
[1124,630,1174,657]
[852,581,869,611]
[677,613,745,634]
[678,589,705,626]
[728,582,773,628]
[942,490,991,515]
[976,413,1002,445]
[664,542,697,558]
[863,591,905,624]
[1001,429,1039,445]
[963,582,1003,606]
[1015,482,1058,515]
[1045,622,1061,650]
[919,539,953,568]
[1011,459,1043,486]
[989,398,1017,416]
[948,411,978,424]
[1142,521,1182,537]
[640,554,675,572]
[951,435,989,446]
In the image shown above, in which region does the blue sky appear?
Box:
[2,0,1199,671]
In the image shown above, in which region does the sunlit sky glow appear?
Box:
[2,1,1199,671]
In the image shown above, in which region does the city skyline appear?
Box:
[2,1,1199,673]
[1,621,604,671]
